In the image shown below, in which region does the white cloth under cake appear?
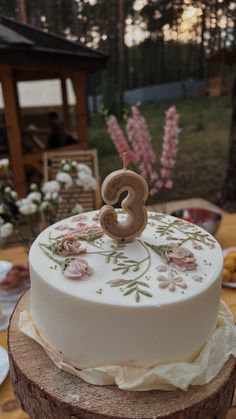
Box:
[19,300,236,391]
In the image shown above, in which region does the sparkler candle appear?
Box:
[99,153,149,243]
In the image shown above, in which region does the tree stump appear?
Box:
[8,291,236,419]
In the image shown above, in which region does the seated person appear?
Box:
[46,112,76,150]
[25,124,45,152]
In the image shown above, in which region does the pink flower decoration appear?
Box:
[71,214,87,222]
[164,245,197,271]
[59,236,87,256]
[68,222,103,238]
[92,212,100,222]
[64,258,93,280]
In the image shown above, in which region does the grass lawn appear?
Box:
[88,95,232,208]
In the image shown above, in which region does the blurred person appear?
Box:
[25,124,45,151]
[46,111,76,149]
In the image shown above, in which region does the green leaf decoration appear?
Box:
[107,279,130,287]
[138,289,153,298]
[136,281,150,288]
[123,286,136,296]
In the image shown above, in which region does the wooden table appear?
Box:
[1,214,236,418]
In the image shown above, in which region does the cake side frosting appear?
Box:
[29,210,223,368]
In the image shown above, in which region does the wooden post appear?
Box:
[1,65,27,196]
[73,72,88,149]
[60,78,71,130]
[18,0,28,24]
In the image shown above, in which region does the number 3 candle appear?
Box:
[99,154,149,243]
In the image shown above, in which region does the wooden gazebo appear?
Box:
[0,15,107,195]
[206,49,236,97]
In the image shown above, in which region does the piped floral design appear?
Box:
[92,212,100,222]
[38,211,212,300]
[40,236,86,256]
[71,214,88,222]
[55,224,69,231]
[148,214,216,249]
[157,272,187,292]
[59,236,87,256]
[192,275,203,283]
[146,243,197,271]
[156,265,168,272]
[163,245,197,271]
[67,222,103,241]
[39,243,93,281]
[64,258,93,280]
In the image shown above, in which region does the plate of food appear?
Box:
[0,346,9,386]
[222,247,236,288]
[0,264,30,298]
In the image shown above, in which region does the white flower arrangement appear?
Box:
[0,222,13,238]
[0,158,9,170]
[56,172,73,189]
[42,180,60,194]
[10,190,18,200]
[71,203,84,215]
[0,159,98,248]
[18,201,38,216]
[76,172,97,191]
[27,192,42,203]
[77,163,92,176]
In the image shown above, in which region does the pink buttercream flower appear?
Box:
[59,236,87,256]
[92,212,100,222]
[71,214,87,222]
[68,222,103,239]
[64,258,93,280]
[164,245,197,271]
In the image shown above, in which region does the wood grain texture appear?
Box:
[43,148,101,218]
[8,291,236,419]
[73,71,88,149]
[0,64,27,196]
[60,77,71,130]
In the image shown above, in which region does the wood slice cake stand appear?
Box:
[8,291,236,419]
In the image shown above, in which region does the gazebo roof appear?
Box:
[206,49,236,65]
[0,15,107,73]
[0,16,108,196]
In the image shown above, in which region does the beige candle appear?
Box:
[99,155,149,243]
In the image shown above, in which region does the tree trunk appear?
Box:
[18,0,27,23]
[199,5,206,79]
[9,291,236,419]
[107,0,118,82]
[117,0,124,117]
[160,31,165,83]
[222,76,236,201]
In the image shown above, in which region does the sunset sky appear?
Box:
[125,1,236,46]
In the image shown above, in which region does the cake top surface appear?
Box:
[29,210,223,307]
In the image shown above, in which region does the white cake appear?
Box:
[28,210,223,371]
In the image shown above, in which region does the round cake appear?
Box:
[28,210,223,370]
